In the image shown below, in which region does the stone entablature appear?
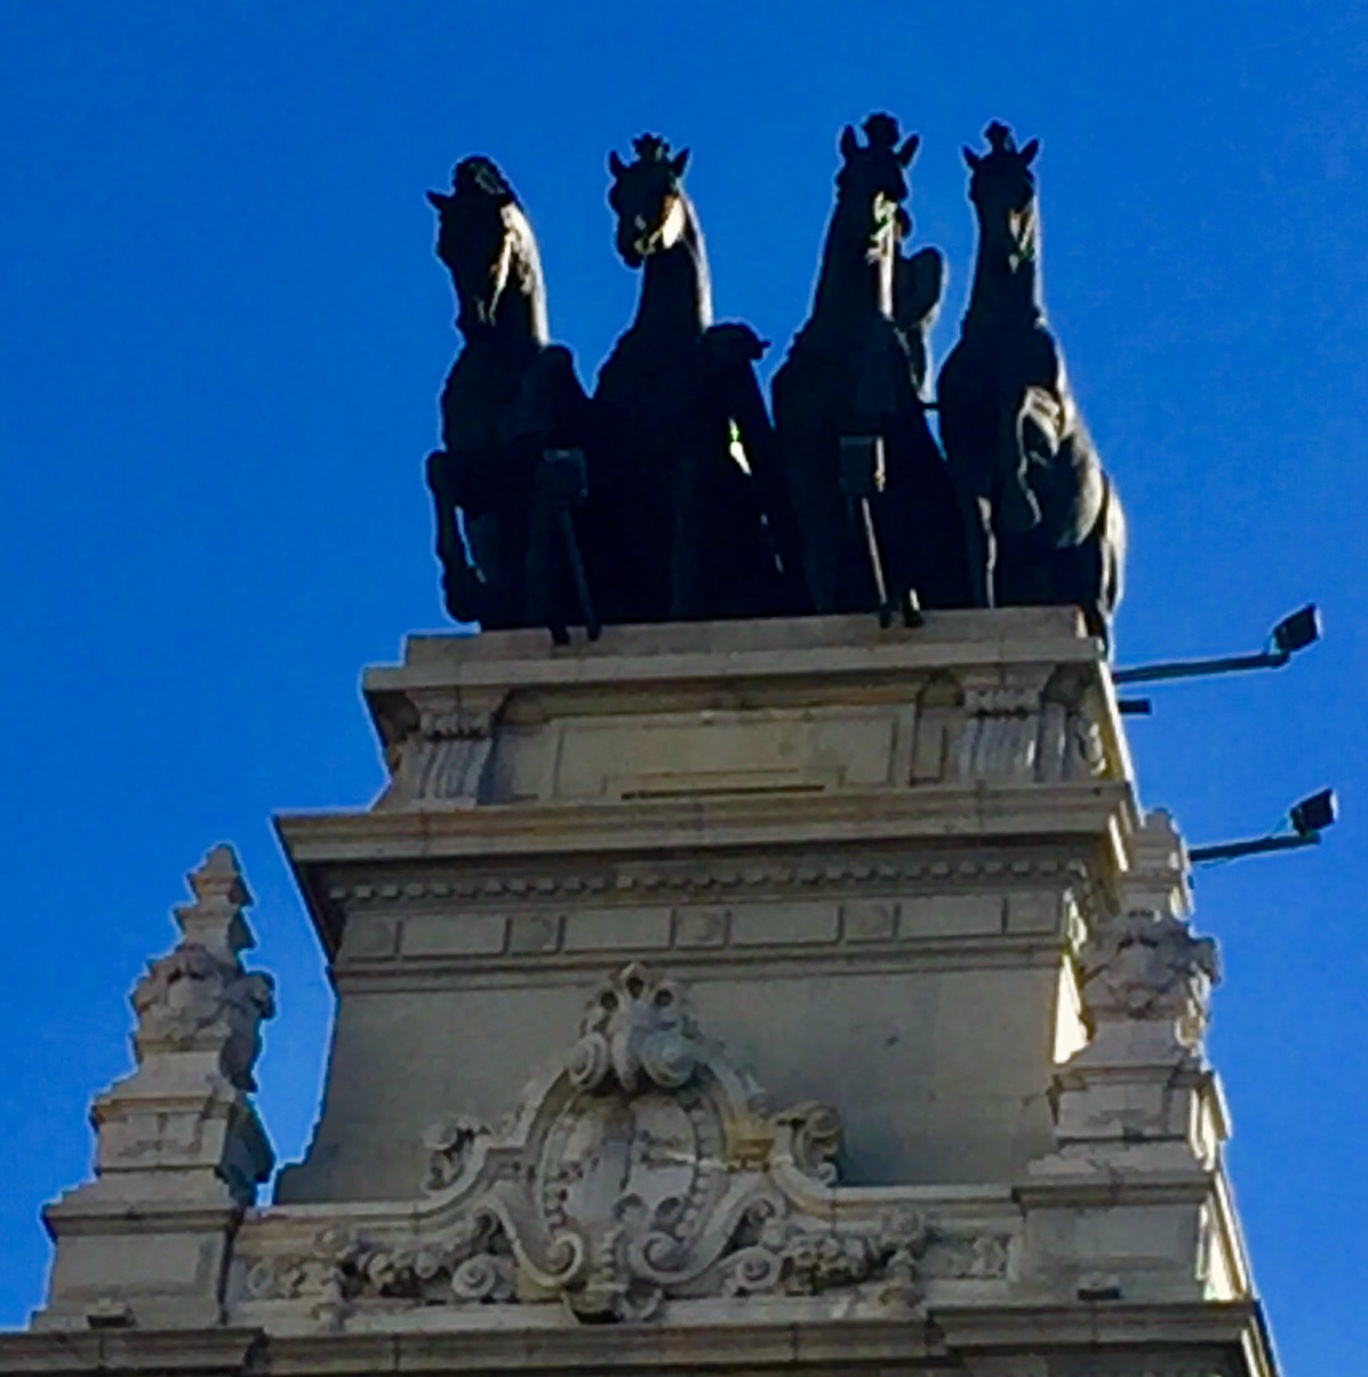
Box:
[360,608,1127,811]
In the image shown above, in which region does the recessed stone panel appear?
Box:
[731,901,839,946]
[507,912,563,954]
[901,894,1004,938]
[563,907,672,952]
[338,916,399,961]
[402,912,507,958]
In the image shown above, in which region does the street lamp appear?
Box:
[1187,788,1338,867]
[1113,604,1321,687]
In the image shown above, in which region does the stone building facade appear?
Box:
[1,610,1277,1376]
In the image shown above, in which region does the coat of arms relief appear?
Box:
[238,963,1011,1326]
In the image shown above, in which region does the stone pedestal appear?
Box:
[4,612,1277,1377]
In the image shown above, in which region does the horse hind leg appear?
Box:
[1056,477,1125,652]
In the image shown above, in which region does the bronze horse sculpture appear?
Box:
[426,157,592,631]
[937,123,1124,646]
[586,134,805,624]
[772,114,972,619]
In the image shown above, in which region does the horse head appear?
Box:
[963,122,1040,272]
[428,156,545,341]
[607,134,692,269]
[835,113,921,265]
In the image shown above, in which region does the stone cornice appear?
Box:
[277,783,1130,959]
[279,781,1133,860]
[0,1328,264,1375]
[0,1302,1273,1376]
[365,608,1102,698]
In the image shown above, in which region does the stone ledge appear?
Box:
[279,781,1133,858]
[278,784,1128,962]
[369,608,1099,691]
[0,1303,1273,1376]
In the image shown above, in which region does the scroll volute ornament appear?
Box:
[568,962,700,1094]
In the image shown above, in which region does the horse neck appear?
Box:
[490,219,549,358]
[632,197,712,340]
[809,192,893,333]
[964,199,1041,331]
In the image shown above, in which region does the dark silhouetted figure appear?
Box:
[586,135,806,624]
[772,114,972,620]
[426,157,593,631]
[938,123,1124,647]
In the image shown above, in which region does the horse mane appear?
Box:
[503,199,550,346]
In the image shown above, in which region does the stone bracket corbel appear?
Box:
[389,687,509,808]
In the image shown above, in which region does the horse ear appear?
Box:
[963,146,982,171]
[1020,137,1039,166]
[608,149,627,180]
[897,133,920,167]
[671,147,690,178]
[840,124,860,161]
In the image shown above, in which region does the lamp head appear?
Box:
[1272,604,1321,656]
[1290,788,1337,837]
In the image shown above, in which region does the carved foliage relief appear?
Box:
[238,963,1012,1326]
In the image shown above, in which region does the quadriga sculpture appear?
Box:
[586,135,805,624]
[937,123,1124,647]
[426,157,592,631]
[772,114,971,619]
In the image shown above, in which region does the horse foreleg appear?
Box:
[425,449,487,624]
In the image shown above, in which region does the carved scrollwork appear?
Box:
[236,962,1017,1327]
[718,1202,929,1304]
[422,1114,491,1192]
[244,1209,515,1315]
[569,962,701,1094]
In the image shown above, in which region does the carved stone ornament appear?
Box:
[382,688,508,807]
[131,845,276,1091]
[1078,907,1220,1048]
[238,963,1011,1326]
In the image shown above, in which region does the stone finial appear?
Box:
[132,844,276,1091]
[36,845,278,1331]
[1118,809,1192,919]
[174,843,254,959]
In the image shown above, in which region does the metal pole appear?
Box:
[1187,833,1320,866]
[1112,648,1289,686]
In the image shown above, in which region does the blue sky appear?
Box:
[2,3,1366,1369]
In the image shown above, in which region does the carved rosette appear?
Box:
[235,963,1013,1327]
